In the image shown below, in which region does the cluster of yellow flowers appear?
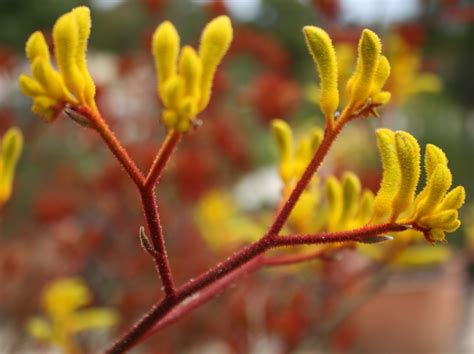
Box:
[19,6,232,133]
[0,127,23,207]
[19,7,96,121]
[372,128,464,242]
[304,27,390,128]
[152,16,232,131]
[27,277,118,353]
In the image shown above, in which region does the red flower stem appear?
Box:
[144,131,182,190]
[106,222,406,353]
[140,190,177,297]
[262,246,352,267]
[74,107,145,188]
[143,256,263,339]
[75,106,177,297]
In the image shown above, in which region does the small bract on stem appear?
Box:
[18,6,465,354]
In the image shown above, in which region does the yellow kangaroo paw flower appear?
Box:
[53,12,85,102]
[72,6,96,109]
[26,31,50,62]
[326,176,343,231]
[442,219,461,233]
[347,29,382,108]
[31,58,70,102]
[271,119,293,175]
[152,21,180,99]
[0,127,23,205]
[32,96,59,121]
[179,46,202,100]
[424,144,447,179]
[198,16,233,111]
[419,210,458,230]
[439,186,465,211]
[371,91,391,105]
[357,190,374,225]
[414,164,452,220]
[161,76,184,110]
[369,55,390,95]
[340,172,361,225]
[391,131,421,221]
[19,75,44,97]
[310,127,324,152]
[303,26,339,127]
[372,129,400,222]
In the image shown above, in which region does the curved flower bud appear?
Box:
[424,144,447,179]
[179,46,202,100]
[372,129,400,221]
[53,12,85,101]
[413,164,452,219]
[326,176,343,231]
[0,127,23,206]
[72,6,95,108]
[439,186,465,211]
[152,21,180,99]
[198,15,233,111]
[303,26,339,127]
[340,172,361,224]
[26,31,50,62]
[347,29,382,108]
[391,131,420,220]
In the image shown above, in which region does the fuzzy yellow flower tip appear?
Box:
[19,6,96,122]
[0,127,23,206]
[372,128,465,243]
[271,119,323,186]
[303,26,339,127]
[151,16,232,132]
[26,277,118,349]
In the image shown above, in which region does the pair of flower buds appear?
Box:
[19,6,233,132]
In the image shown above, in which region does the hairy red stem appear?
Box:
[106,222,406,352]
[75,107,145,188]
[144,131,182,190]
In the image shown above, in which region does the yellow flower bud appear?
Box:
[26,31,50,62]
[31,58,69,101]
[161,76,184,110]
[72,6,96,109]
[179,46,202,100]
[356,190,374,225]
[372,129,400,221]
[326,176,343,230]
[303,26,339,127]
[198,15,233,111]
[310,127,324,152]
[18,75,44,97]
[152,21,180,97]
[413,164,452,219]
[424,144,447,179]
[371,91,391,105]
[369,55,390,95]
[271,119,293,164]
[0,127,23,206]
[420,210,458,230]
[439,186,465,211]
[341,172,361,224]
[348,29,382,108]
[391,131,420,220]
[53,12,85,101]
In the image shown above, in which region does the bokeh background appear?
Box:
[1,0,473,353]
